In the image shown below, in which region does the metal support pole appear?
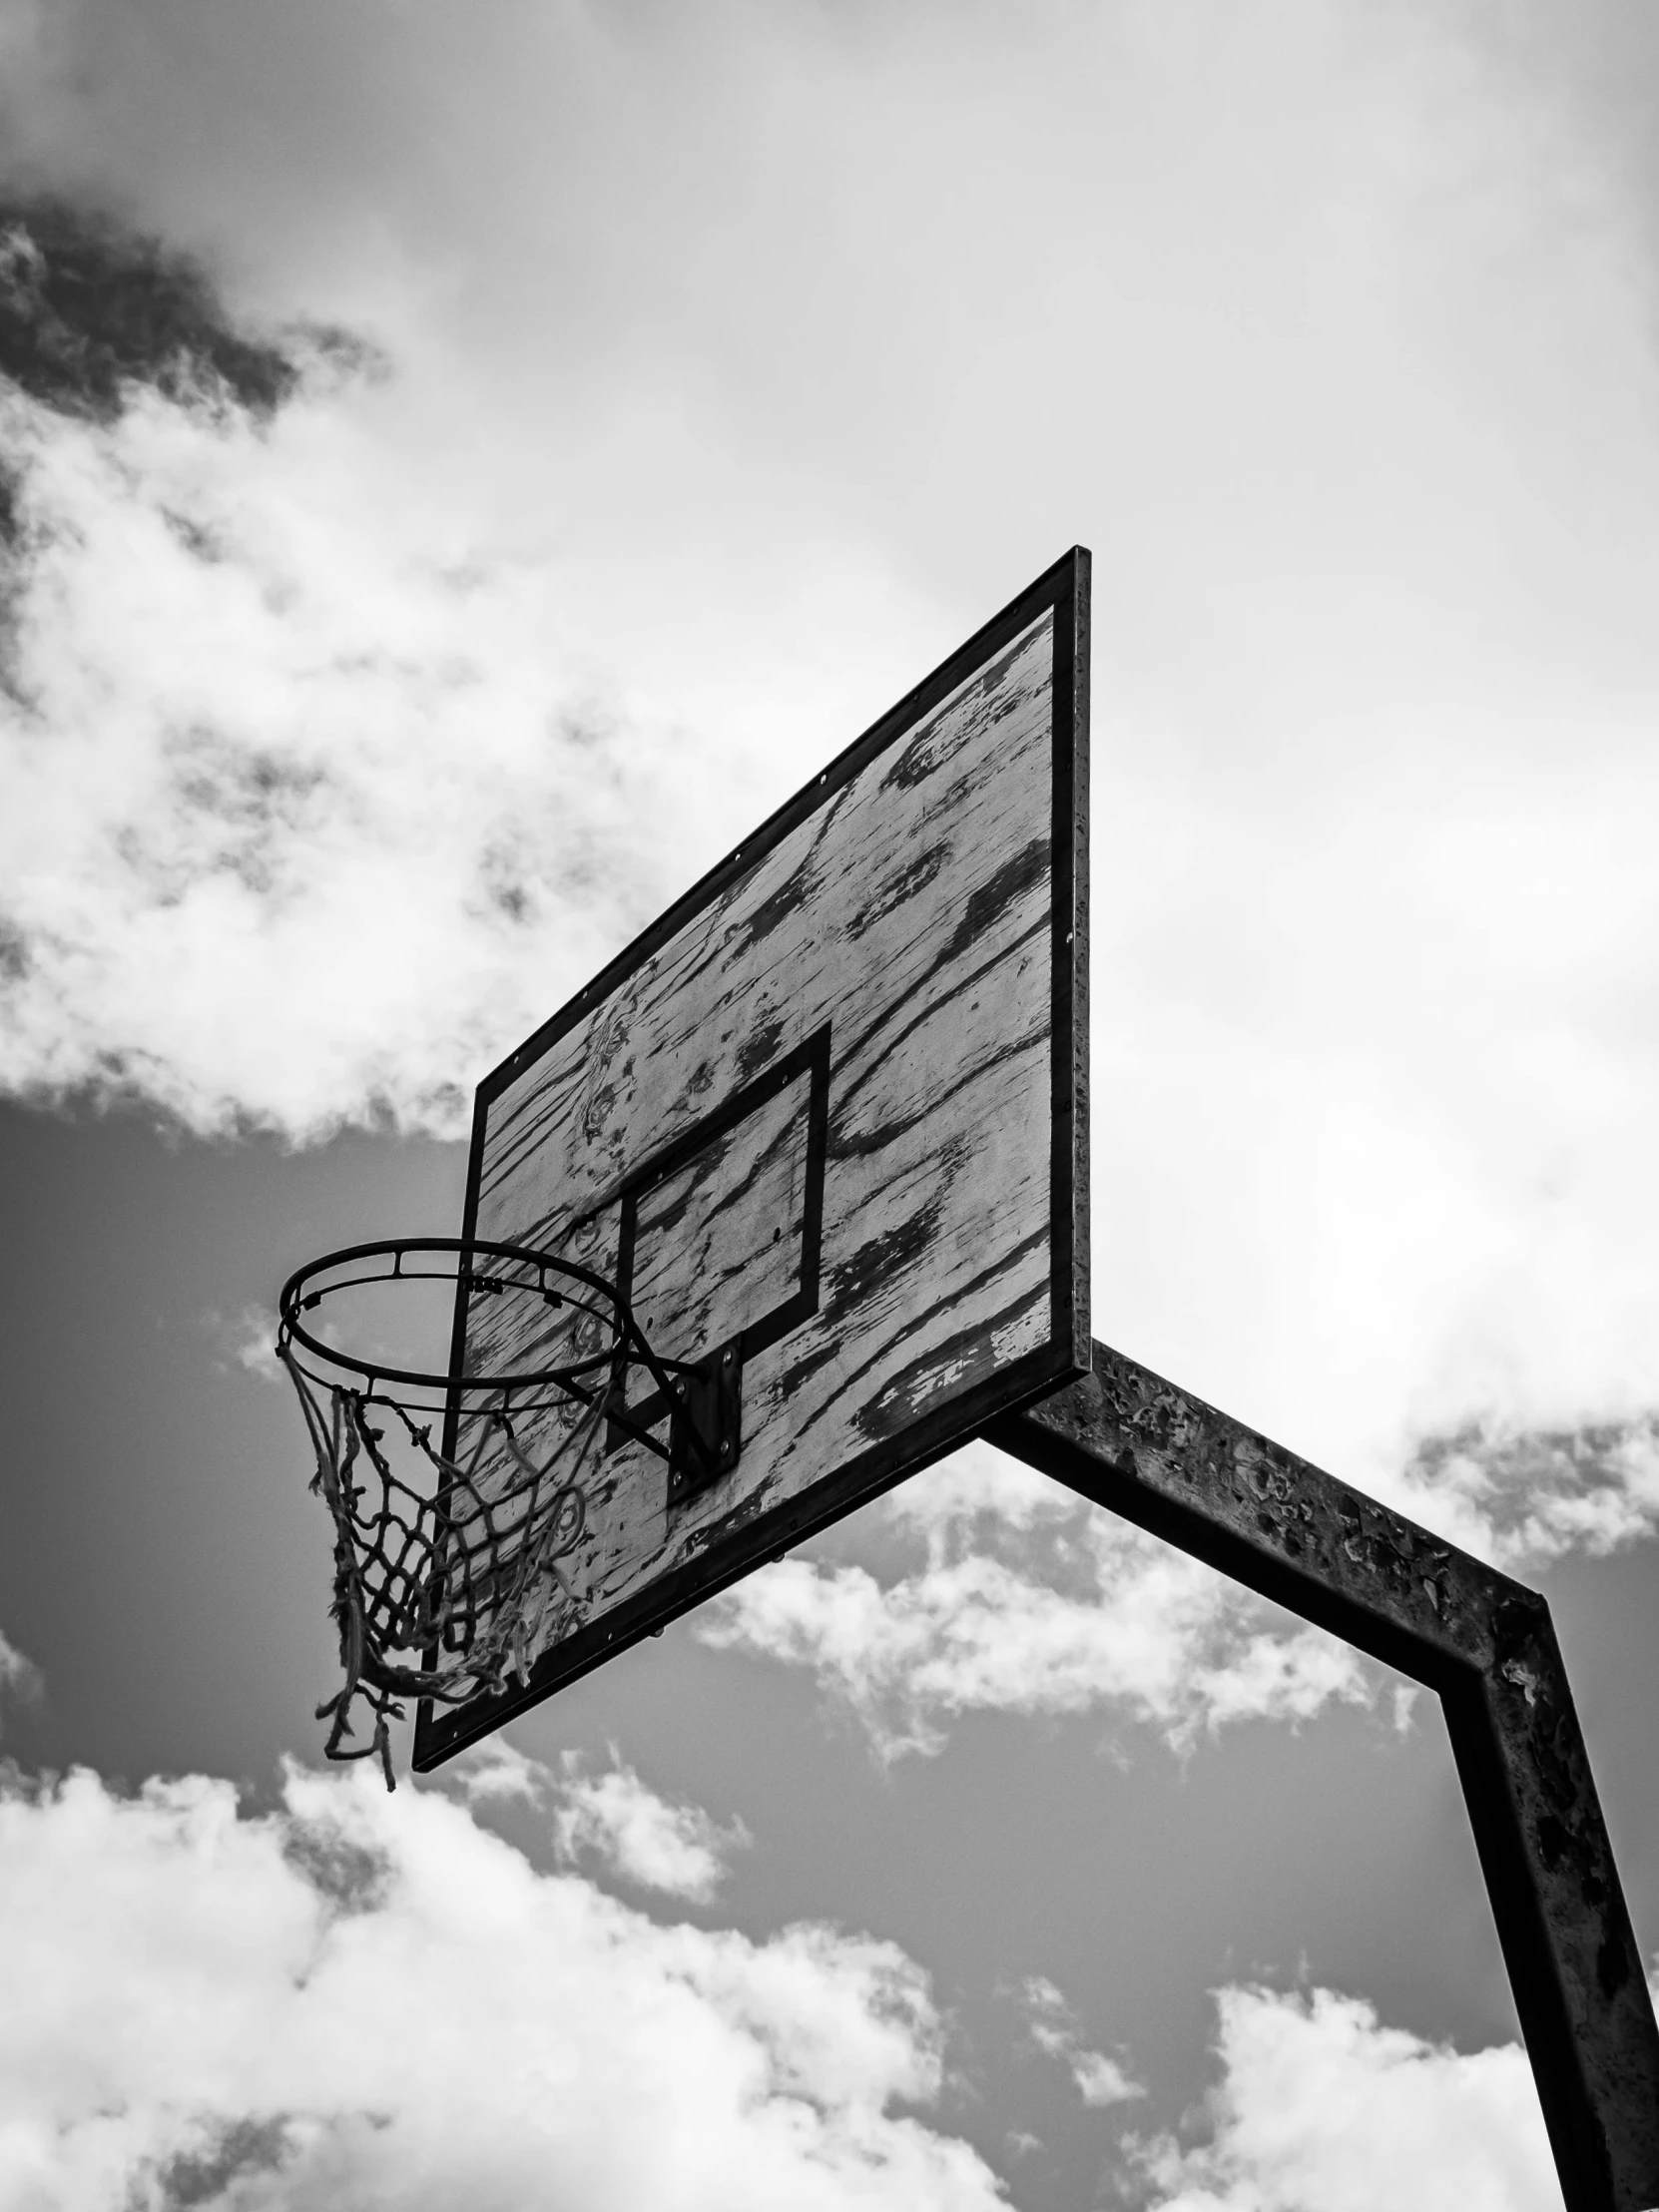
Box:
[987,1343,1659,2212]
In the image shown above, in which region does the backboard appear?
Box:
[412,547,1090,1770]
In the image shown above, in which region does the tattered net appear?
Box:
[276,1240,703,1788]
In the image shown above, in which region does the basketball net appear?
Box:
[280,1356,603,1790]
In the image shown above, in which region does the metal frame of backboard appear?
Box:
[400,544,1659,2212]
[414,546,1091,1769]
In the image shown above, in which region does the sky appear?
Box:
[1,3,1658,2207]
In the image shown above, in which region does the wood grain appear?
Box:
[448,607,1067,1681]
[629,1058,814,1366]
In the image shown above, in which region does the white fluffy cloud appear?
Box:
[1021,1976,1144,2111]
[0,1760,1003,2212]
[0,1754,1601,2212]
[1130,1983,1566,2212]
[449,1740,751,1903]
[550,1750,752,1904]
[0,1627,40,1726]
[0,367,745,1140]
[699,1446,1369,1760]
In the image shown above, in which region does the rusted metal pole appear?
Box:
[987,1343,1659,2212]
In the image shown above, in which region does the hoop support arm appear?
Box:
[984,1342,1659,2212]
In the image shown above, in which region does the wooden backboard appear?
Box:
[413,548,1090,1769]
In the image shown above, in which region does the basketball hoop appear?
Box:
[276,1238,739,1787]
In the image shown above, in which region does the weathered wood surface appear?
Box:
[629,1058,814,1365]
[460,610,1065,1676]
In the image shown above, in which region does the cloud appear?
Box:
[699,1405,1659,1764]
[0,1628,41,1725]
[552,1749,752,1904]
[699,1446,1369,1761]
[1400,1416,1659,1568]
[232,1308,281,1382]
[0,200,744,1142]
[1131,1982,1567,2212]
[447,1739,752,1901]
[199,1302,281,1381]
[0,1750,1612,2212]
[1021,1975,1144,2111]
[0,1759,1005,2212]
[448,1737,546,1808]
[0,197,350,425]
[1072,2048,1146,2111]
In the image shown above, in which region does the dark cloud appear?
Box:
[151,2114,295,2209]
[0,197,305,424]
[280,1813,393,1917]
[0,194,376,702]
